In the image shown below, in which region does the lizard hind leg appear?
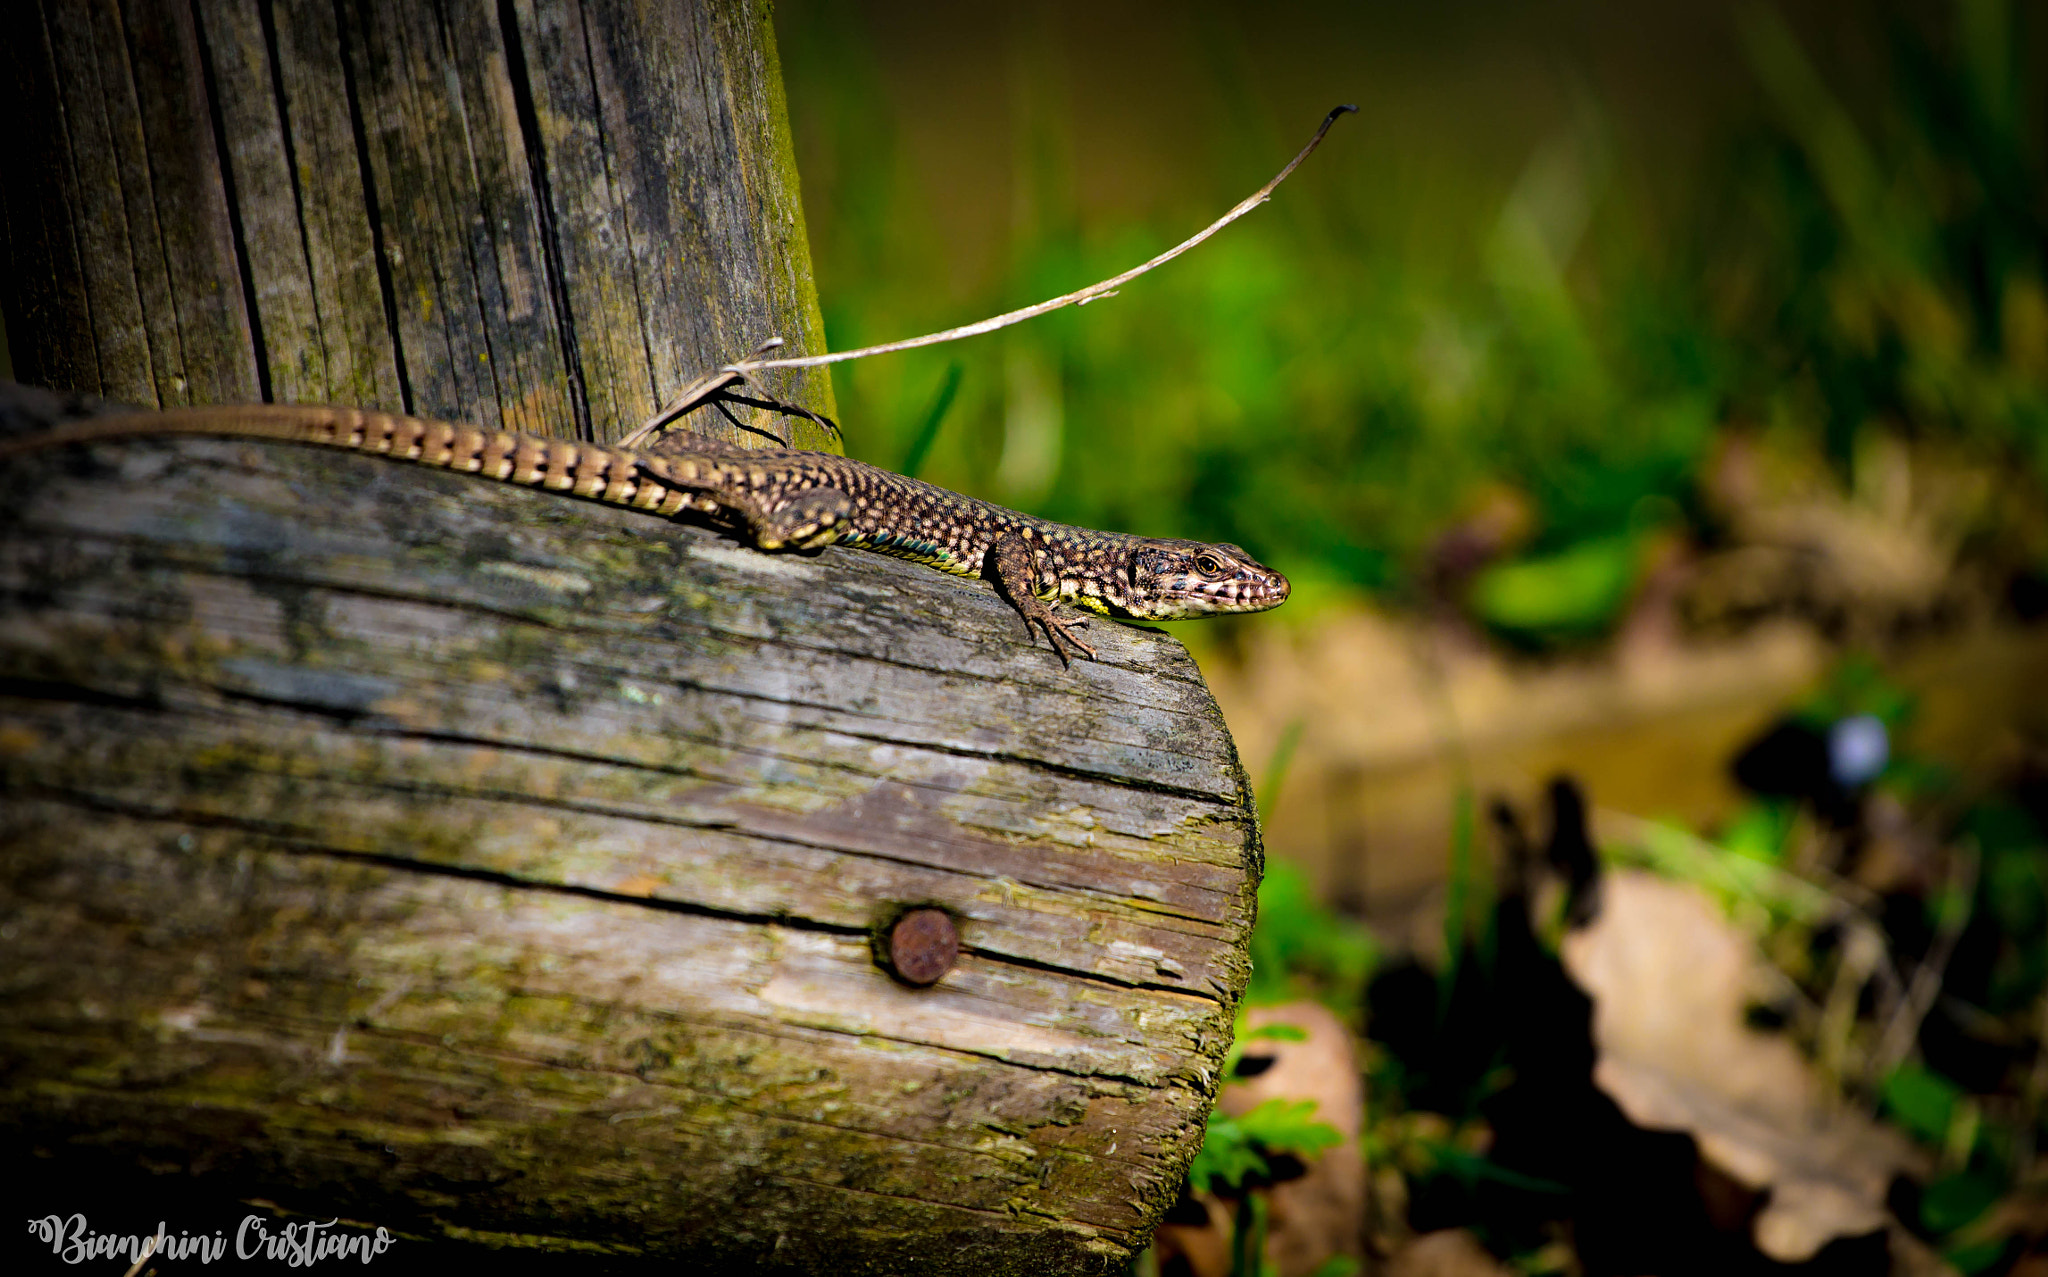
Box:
[745,487,854,551]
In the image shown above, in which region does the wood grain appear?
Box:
[0,387,1260,1272]
[0,0,834,448]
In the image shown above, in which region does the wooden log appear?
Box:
[0,384,1260,1272]
[0,0,835,448]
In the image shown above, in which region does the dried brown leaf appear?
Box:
[1562,870,1925,1262]
[1384,1229,1515,1277]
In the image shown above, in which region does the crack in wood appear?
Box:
[186,0,269,401]
[496,0,590,442]
[328,0,411,411]
[258,0,330,397]
[7,782,1232,1005]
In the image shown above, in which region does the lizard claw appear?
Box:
[1034,611,1098,665]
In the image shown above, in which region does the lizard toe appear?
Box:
[750,488,852,551]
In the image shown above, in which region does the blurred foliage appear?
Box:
[780,0,2046,641]
[1245,860,1377,1011]
[1188,1093,1344,1199]
[1626,663,2048,1272]
[1247,720,1378,1008]
[1177,1014,1352,1277]
[1464,534,1644,645]
[1216,659,2048,1270]
[1188,1095,1352,1277]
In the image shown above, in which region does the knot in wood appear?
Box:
[886,908,958,986]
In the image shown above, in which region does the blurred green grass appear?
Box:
[777,0,2046,642]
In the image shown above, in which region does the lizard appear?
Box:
[0,403,1289,664]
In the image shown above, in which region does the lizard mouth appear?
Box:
[1159,568,1291,617]
[1222,570,1291,612]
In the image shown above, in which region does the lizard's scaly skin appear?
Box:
[0,404,1290,662]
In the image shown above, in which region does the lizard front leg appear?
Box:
[987,529,1097,664]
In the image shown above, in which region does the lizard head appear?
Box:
[1124,540,1291,619]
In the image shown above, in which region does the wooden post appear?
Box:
[0,0,835,447]
[0,2,1261,1271]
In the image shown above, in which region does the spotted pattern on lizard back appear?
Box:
[0,404,1291,664]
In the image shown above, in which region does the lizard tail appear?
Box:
[0,404,708,516]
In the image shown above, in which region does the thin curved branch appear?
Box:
[627,105,1357,447]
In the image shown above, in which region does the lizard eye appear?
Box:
[1194,553,1224,577]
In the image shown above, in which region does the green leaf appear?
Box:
[1188,1111,1267,1196]
[898,362,962,479]
[1919,1170,2002,1236]
[1881,1064,1963,1146]
[1186,1100,1346,1198]
[1466,535,1641,642]
[1241,1023,1309,1045]
[1721,802,1795,864]
[1233,1098,1345,1161]
[1943,1237,2013,1276]
[1419,1140,1570,1194]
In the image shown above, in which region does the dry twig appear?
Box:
[121,1233,160,1277]
[1873,840,1981,1079]
[622,105,1358,449]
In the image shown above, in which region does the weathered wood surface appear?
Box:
[0,384,1260,1273]
[0,0,834,448]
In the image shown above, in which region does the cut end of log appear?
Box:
[0,385,1262,1274]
